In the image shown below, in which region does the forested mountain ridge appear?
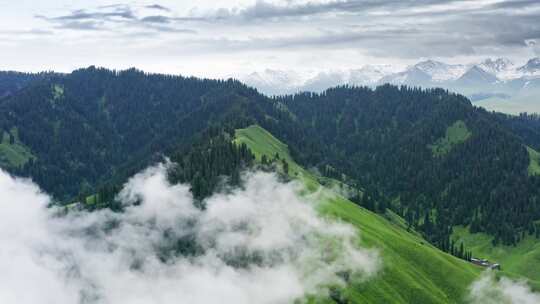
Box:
[0,71,46,99]
[232,125,483,303]
[270,86,540,247]
[0,67,276,198]
[1,67,539,250]
[66,123,485,304]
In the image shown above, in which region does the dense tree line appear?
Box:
[73,127,256,210]
[493,112,540,150]
[0,71,50,99]
[0,67,271,199]
[168,128,255,201]
[1,67,539,248]
[269,85,540,246]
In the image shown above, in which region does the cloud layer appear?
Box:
[468,271,540,304]
[0,164,378,304]
[1,1,539,76]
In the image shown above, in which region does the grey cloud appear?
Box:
[129,24,197,36]
[200,0,478,21]
[148,26,197,34]
[145,4,171,12]
[50,7,136,21]
[174,0,539,58]
[184,27,469,58]
[30,1,540,61]
[489,0,540,9]
[140,15,171,24]
[453,12,540,47]
[181,16,532,59]
[36,5,196,36]
[35,6,136,32]
[391,0,540,20]
[55,21,103,31]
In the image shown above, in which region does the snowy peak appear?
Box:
[348,65,396,85]
[413,60,467,81]
[414,60,448,72]
[479,58,514,74]
[245,69,298,86]
[239,69,306,95]
[379,60,466,85]
[239,57,540,96]
[379,66,432,86]
[301,71,347,93]
[455,65,499,86]
[518,57,540,75]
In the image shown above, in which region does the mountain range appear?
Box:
[239,57,540,114]
[1,67,540,302]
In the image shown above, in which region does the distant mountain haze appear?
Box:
[239,57,540,114]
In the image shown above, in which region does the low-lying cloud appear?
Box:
[0,164,379,304]
[468,271,540,304]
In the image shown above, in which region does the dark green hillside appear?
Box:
[1,67,539,265]
[73,128,256,211]
[0,67,275,198]
[234,125,481,303]
[269,86,540,247]
[493,112,540,150]
[70,123,484,303]
[0,71,42,98]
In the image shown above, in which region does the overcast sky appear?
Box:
[1,0,539,78]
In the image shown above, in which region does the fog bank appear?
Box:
[0,165,379,303]
[469,271,540,304]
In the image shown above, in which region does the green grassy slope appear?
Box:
[526,146,540,176]
[452,226,540,289]
[235,125,481,303]
[235,125,339,191]
[0,128,35,168]
[428,120,472,157]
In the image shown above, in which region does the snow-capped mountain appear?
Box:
[236,57,540,113]
[454,65,499,87]
[378,60,468,86]
[348,65,397,85]
[413,60,468,82]
[378,66,433,86]
[239,69,307,95]
[240,65,400,95]
[238,57,540,114]
[300,71,347,93]
[518,57,540,76]
[478,58,515,75]
[301,65,398,92]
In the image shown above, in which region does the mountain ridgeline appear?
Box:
[271,88,540,247]
[0,71,47,98]
[0,67,276,197]
[1,67,540,251]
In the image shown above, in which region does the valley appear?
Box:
[452,226,540,289]
[0,67,539,303]
[235,124,482,303]
[3,1,540,303]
